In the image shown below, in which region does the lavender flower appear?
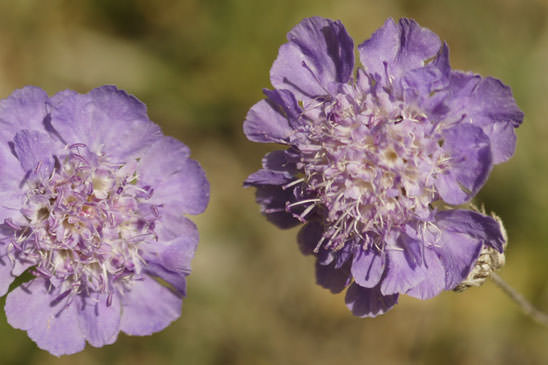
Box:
[244,17,523,317]
[0,86,209,355]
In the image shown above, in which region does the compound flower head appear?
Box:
[244,17,522,317]
[0,86,209,355]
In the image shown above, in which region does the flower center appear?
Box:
[6,144,159,303]
[289,88,448,251]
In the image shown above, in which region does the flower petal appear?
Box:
[12,130,57,176]
[316,259,352,294]
[405,247,446,300]
[77,294,121,348]
[243,89,299,143]
[5,279,86,356]
[120,275,182,336]
[443,72,523,163]
[351,247,385,288]
[358,18,441,84]
[49,86,163,159]
[433,210,504,289]
[345,282,398,317]
[148,157,210,215]
[0,87,49,142]
[270,17,354,100]
[436,123,492,205]
[143,212,198,296]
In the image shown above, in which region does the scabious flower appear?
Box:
[0,86,209,355]
[244,17,523,317]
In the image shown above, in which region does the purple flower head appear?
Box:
[0,86,209,355]
[244,17,522,317]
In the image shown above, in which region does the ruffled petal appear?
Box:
[0,240,16,296]
[12,130,57,177]
[433,210,504,289]
[137,136,190,185]
[5,279,86,356]
[148,157,210,216]
[243,89,300,143]
[405,247,446,300]
[443,72,523,163]
[345,282,398,317]
[350,247,385,288]
[49,86,163,159]
[270,17,354,100]
[380,248,426,296]
[436,123,492,205]
[119,275,182,336]
[77,294,121,348]
[316,259,352,294]
[0,87,49,142]
[358,18,441,84]
[143,212,198,296]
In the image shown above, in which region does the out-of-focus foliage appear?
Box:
[0,0,547,364]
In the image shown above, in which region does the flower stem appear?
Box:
[490,272,548,327]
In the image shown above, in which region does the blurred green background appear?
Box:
[0,0,547,364]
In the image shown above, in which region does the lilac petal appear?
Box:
[345,282,398,318]
[77,294,121,348]
[243,91,296,144]
[397,43,450,112]
[49,86,163,159]
[436,123,492,205]
[0,87,49,142]
[316,260,352,294]
[120,275,182,336]
[270,17,354,100]
[5,279,86,356]
[253,184,301,229]
[261,149,299,174]
[405,247,446,300]
[358,18,441,84]
[380,248,426,296]
[148,158,209,216]
[297,221,323,255]
[137,136,190,186]
[0,142,25,221]
[244,169,294,186]
[434,210,504,289]
[13,130,56,176]
[443,72,523,163]
[351,247,385,288]
[0,243,16,296]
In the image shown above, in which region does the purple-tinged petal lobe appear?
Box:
[143,212,198,296]
[243,92,296,144]
[13,130,57,176]
[345,282,398,318]
[49,86,163,159]
[381,247,426,296]
[443,72,524,163]
[358,18,441,84]
[5,279,86,357]
[297,221,323,255]
[120,276,182,336]
[0,87,49,142]
[270,17,354,100]
[137,136,190,186]
[351,248,385,288]
[316,260,352,294]
[0,241,16,296]
[405,247,446,300]
[433,210,504,290]
[149,158,210,215]
[77,294,121,348]
[436,123,492,205]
